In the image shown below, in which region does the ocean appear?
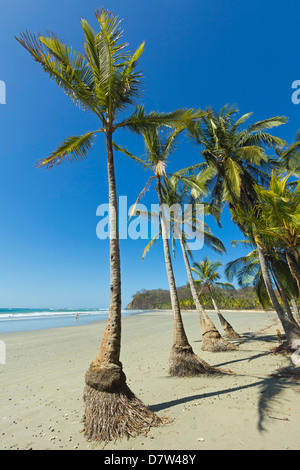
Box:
[0,308,143,334]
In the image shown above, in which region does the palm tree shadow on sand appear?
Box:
[150,365,300,434]
[257,366,300,432]
[150,378,266,413]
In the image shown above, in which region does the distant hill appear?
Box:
[126,285,265,310]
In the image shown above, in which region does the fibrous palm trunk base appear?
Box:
[270,340,295,356]
[223,325,241,340]
[83,366,162,443]
[169,344,223,377]
[201,330,238,352]
[200,316,238,352]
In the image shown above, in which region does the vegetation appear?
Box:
[136,175,238,351]
[191,256,240,339]
[125,126,221,376]
[127,285,265,311]
[17,9,199,442]
[18,6,300,444]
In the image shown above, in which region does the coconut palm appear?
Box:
[143,176,238,351]
[191,256,240,339]
[185,105,287,221]
[16,9,201,441]
[118,125,224,375]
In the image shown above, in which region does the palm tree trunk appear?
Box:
[178,239,211,326]
[271,268,295,323]
[156,177,188,349]
[286,250,300,295]
[206,283,240,340]
[291,297,300,324]
[179,237,237,352]
[84,131,123,390]
[95,131,122,366]
[291,247,300,271]
[257,244,300,345]
[156,176,220,375]
[83,131,161,441]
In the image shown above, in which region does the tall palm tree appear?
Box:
[118,126,223,374]
[192,256,240,339]
[16,9,200,441]
[185,106,295,343]
[145,176,238,351]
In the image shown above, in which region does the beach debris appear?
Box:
[197,437,205,442]
[268,415,289,422]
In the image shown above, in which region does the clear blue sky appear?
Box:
[0,0,299,308]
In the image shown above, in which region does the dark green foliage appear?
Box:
[126,285,264,310]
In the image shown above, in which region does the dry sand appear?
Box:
[0,310,300,450]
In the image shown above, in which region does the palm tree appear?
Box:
[146,176,238,351]
[192,256,240,339]
[184,106,297,343]
[119,126,223,375]
[16,9,200,441]
[185,105,288,221]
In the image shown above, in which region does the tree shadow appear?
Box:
[257,365,300,431]
[150,379,265,413]
[194,332,280,347]
[151,365,300,434]
[212,350,271,369]
[237,332,280,345]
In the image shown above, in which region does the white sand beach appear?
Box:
[0,310,299,450]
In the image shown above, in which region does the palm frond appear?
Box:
[215,282,235,290]
[141,232,161,260]
[128,176,156,220]
[16,31,101,116]
[247,116,288,133]
[36,131,98,169]
[224,157,241,198]
[115,106,204,134]
[231,112,253,131]
[241,132,287,149]
[234,146,267,165]
[112,141,154,172]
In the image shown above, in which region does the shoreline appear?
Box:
[0,308,274,336]
[1,309,299,450]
